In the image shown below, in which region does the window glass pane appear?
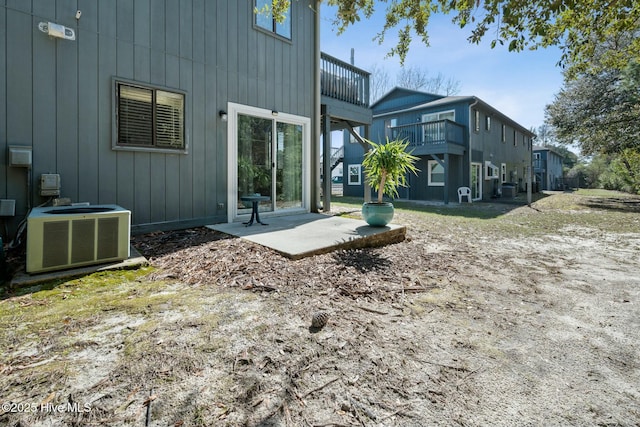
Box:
[440,111,455,121]
[276,122,303,209]
[348,164,361,185]
[275,6,291,38]
[156,90,184,148]
[429,161,444,185]
[423,113,437,122]
[118,85,153,146]
[255,0,273,31]
[238,115,273,209]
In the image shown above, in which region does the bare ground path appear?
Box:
[1,191,639,426]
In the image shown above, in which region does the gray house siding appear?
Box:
[470,107,532,198]
[1,0,315,237]
[534,147,564,190]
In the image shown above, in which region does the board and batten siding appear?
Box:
[1,0,315,236]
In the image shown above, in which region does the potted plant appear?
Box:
[361,138,419,226]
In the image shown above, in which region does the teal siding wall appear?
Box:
[1,0,315,236]
[344,88,534,202]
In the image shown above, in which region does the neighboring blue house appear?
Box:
[533,145,565,190]
[343,88,535,203]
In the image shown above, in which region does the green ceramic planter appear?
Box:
[362,202,394,227]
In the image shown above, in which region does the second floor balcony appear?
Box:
[389,120,466,156]
[320,52,372,127]
[533,158,547,171]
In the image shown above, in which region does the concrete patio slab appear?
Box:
[208,213,406,260]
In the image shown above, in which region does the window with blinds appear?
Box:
[116,82,185,150]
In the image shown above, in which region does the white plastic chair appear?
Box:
[457,186,472,203]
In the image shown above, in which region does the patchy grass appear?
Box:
[333,190,640,237]
[1,189,639,426]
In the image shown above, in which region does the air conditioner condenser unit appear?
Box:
[26,205,131,274]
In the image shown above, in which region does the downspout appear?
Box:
[468,97,479,200]
[311,0,321,212]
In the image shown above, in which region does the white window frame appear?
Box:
[471,162,482,200]
[485,161,499,180]
[427,160,445,187]
[501,163,507,183]
[348,164,361,185]
[384,118,397,139]
[227,102,311,223]
[422,110,455,123]
[349,126,363,144]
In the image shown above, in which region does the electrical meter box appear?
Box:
[40,174,61,196]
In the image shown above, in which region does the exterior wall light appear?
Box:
[219,110,228,122]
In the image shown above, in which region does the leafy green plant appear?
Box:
[362,138,419,203]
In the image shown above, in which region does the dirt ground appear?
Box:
[1,191,639,426]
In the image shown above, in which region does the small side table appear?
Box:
[240,195,270,226]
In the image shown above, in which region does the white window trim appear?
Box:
[349,126,363,144]
[384,118,397,139]
[227,102,310,223]
[485,161,499,180]
[501,163,507,183]
[427,160,445,187]
[347,164,362,185]
[422,110,455,123]
[471,162,483,201]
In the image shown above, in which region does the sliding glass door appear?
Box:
[237,115,274,215]
[229,104,309,221]
[275,122,303,210]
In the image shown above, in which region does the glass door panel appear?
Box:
[237,114,273,214]
[471,162,482,200]
[275,122,303,210]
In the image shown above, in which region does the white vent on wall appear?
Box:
[26,205,130,274]
[38,22,75,40]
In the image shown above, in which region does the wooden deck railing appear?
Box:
[321,52,370,107]
[389,120,465,147]
[533,158,546,171]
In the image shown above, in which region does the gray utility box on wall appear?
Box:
[0,199,16,217]
[8,146,32,167]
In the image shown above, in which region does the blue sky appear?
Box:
[319,3,566,132]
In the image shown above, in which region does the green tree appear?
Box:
[268,0,640,76]
[604,149,640,194]
[546,59,640,156]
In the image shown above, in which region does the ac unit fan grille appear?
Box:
[97,217,119,259]
[42,221,69,268]
[71,219,96,264]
